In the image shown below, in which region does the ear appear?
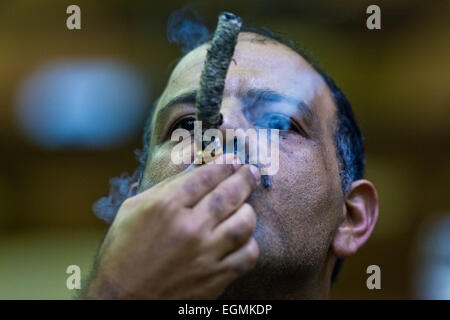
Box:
[128,182,139,197]
[332,179,379,258]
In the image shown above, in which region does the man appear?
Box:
[85,23,379,299]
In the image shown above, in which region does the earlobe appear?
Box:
[332,179,379,258]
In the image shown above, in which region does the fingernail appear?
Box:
[249,165,261,183]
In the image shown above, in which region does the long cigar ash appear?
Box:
[195,12,242,161]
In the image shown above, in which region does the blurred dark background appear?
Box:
[0,0,449,299]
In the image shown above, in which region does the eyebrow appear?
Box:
[244,88,313,121]
[155,91,197,122]
[155,88,313,124]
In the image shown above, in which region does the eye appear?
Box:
[170,116,196,134]
[255,113,297,131]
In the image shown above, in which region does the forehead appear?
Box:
[156,32,336,130]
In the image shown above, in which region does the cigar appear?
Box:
[195,12,242,163]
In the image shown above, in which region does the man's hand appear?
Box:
[84,158,261,299]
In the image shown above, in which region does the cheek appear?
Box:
[143,143,191,186]
[276,132,342,210]
[275,139,333,213]
[261,136,343,252]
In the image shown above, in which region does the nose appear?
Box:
[217,98,253,163]
[218,97,252,132]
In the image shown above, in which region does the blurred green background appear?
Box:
[0,0,449,299]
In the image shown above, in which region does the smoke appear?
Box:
[92,8,211,224]
[167,7,211,55]
[92,170,139,223]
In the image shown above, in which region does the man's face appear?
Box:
[141,32,344,292]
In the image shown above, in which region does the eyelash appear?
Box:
[169,115,196,135]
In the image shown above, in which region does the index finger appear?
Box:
[163,153,242,207]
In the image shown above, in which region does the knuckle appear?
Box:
[181,178,204,199]
[207,192,226,217]
[195,171,217,190]
[141,199,165,218]
[192,255,213,275]
[225,227,246,247]
[222,186,242,208]
[159,198,174,212]
[181,181,197,199]
[141,198,160,214]
[155,193,180,213]
[225,213,255,247]
[175,220,202,242]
